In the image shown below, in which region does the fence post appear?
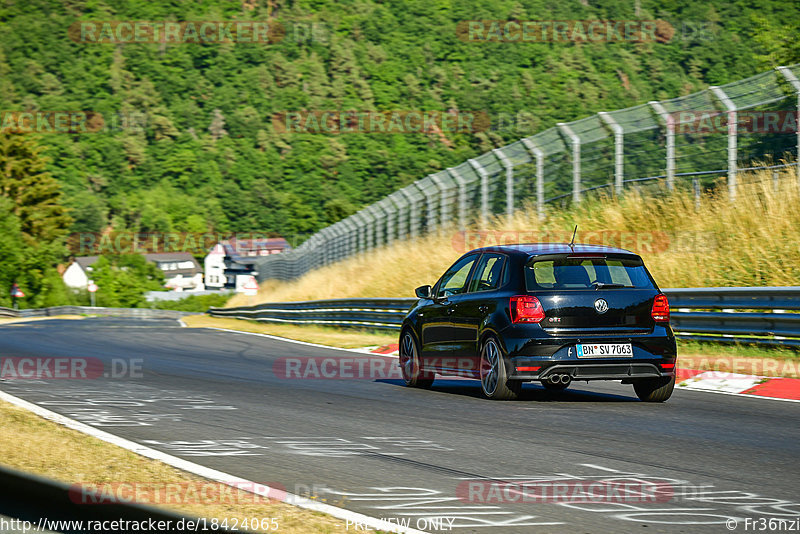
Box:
[492,148,514,218]
[428,174,448,230]
[413,181,434,233]
[521,138,545,220]
[367,203,386,249]
[341,218,357,259]
[388,193,408,240]
[598,111,624,196]
[330,223,343,262]
[400,187,419,239]
[557,122,581,204]
[381,199,398,244]
[446,167,468,230]
[318,228,330,266]
[468,159,490,224]
[709,85,738,201]
[776,66,800,181]
[648,101,675,191]
[353,211,367,254]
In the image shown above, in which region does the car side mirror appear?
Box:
[415,285,432,299]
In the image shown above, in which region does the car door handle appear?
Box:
[447,307,456,314]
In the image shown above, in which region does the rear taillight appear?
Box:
[651,294,670,323]
[510,295,545,323]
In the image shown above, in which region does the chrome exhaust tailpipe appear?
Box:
[560,374,572,385]
[547,375,562,385]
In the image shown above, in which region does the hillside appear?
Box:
[2,0,798,240]
[1,0,799,306]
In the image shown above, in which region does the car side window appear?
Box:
[468,254,506,293]
[436,254,478,299]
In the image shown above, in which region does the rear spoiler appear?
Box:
[525,252,644,266]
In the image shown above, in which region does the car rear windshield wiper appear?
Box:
[593,282,626,289]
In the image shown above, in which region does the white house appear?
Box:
[204,237,290,291]
[63,253,205,291]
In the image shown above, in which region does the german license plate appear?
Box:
[576,343,633,358]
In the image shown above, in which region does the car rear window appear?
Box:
[525,256,655,290]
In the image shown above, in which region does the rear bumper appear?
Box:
[502,326,677,382]
[511,361,672,381]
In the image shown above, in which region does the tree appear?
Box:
[90,254,165,308]
[0,134,71,242]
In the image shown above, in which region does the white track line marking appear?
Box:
[0,389,427,534]
[205,327,399,358]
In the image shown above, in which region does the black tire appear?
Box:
[542,380,569,391]
[633,375,675,402]
[399,330,434,388]
[479,337,521,400]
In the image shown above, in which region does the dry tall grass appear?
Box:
[228,167,799,306]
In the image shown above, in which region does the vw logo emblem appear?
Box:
[594,298,609,314]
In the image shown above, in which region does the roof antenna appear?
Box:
[568,225,577,248]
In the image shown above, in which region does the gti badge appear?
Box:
[594,298,609,314]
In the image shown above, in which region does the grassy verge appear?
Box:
[677,340,800,377]
[0,315,86,325]
[182,315,398,349]
[228,167,800,306]
[0,399,350,533]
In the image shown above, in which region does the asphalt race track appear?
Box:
[1,317,798,533]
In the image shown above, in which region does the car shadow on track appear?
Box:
[376,379,639,402]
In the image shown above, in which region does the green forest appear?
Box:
[0,0,798,307]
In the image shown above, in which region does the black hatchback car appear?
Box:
[399,244,676,401]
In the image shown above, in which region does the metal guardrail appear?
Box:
[208,298,417,330]
[666,287,800,347]
[208,287,800,348]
